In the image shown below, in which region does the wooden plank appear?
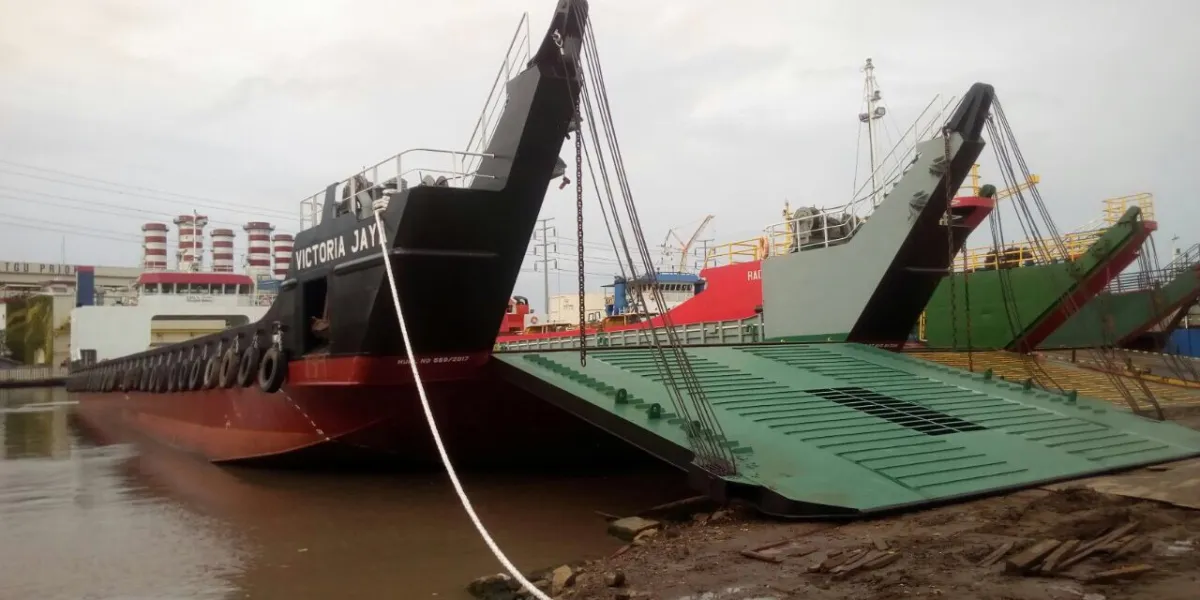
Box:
[1006,540,1061,573]
[978,541,1016,568]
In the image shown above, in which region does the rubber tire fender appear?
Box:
[140,366,153,391]
[236,346,261,388]
[156,365,170,393]
[257,347,288,393]
[219,348,240,389]
[183,359,199,391]
[203,355,222,389]
[166,362,179,393]
[177,360,192,391]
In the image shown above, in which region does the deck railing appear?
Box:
[496,317,764,352]
[0,365,67,384]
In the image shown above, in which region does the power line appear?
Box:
[0,186,272,231]
[0,216,144,244]
[0,163,295,220]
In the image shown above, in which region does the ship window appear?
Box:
[224,284,237,294]
[143,284,157,294]
[163,283,175,294]
[238,284,249,295]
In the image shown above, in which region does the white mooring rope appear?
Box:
[372,197,551,600]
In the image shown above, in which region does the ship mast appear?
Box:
[858,58,887,208]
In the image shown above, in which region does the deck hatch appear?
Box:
[804,386,987,436]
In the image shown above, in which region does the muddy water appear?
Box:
[0,387,691,599]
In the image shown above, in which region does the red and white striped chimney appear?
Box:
[244,221,274,279]
[174,214,208,271]
[210,228,236,272]
[141,222,168,271]
[272,233,294,280]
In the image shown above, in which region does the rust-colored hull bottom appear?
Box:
[75,367,646,469]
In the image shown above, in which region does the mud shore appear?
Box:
[470,473,1200,600]
[468,415,1200,600]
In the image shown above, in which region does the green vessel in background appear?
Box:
[921,194,1162,352]
[1040,249,1200,350]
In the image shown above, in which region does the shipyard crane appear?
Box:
[660,215,715,273]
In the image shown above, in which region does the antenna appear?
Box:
[859,58,888,209]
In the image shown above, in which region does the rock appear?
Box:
[550,565,576,595]
[608,516,661,542]
[709,509,732,522]
[467,573,514,599]
[632,528,659,545]
[604,571,627,587]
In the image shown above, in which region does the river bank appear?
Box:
[470,467,1200,600]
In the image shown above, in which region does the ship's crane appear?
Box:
[661,214,715,273]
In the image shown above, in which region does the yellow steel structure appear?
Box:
[1103,193,1155,225]
[911,350,1200,415]
[966,164,1040,199]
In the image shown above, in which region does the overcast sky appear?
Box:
[1,0,1195,309]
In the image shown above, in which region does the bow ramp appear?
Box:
[495,342,1200,517]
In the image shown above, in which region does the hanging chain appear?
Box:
[942,128,961,356]
[575,108,587,367]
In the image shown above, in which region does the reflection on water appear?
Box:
[0,387,691,599]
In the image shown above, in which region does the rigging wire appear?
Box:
[566,25,736,473]
[983,99,1163,418]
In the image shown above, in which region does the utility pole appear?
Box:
[531,218,556,315]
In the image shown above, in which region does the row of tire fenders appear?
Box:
[66,343,289,395]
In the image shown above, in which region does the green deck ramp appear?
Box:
[1039,267,1200,349]
[495,342,1200,517]
[924,207,1145,350]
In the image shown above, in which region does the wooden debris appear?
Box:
[1058,522,1141,571]
[832,550,886,579]
[595,510,622,521]
[751,539,793,553]
[739,549,784,564]
[1099,534,1136,553]
[1145,465,1170,472]
[1111,537,1152,561]
[1006,540,1062,573]
[872,537,889,551]
[865,552,902,571]
[811,548,864,573]
[978,541,1016,568]
[1086,564,1154,583]
[1075,522,1140,556]
[636,495,714,520]
[1038,540,1080,573]
[610,544,632,559]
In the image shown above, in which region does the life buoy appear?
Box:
[237,347,261,388]
[219,348,240,388]
[530,316,539,325]
[203,355,222,389]
[257,347,288,393]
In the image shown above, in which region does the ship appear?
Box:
[498,63,997,348]
[68,0,594,465]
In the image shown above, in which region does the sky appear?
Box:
[1,0,1196,313]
